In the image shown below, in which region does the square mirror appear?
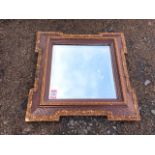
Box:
[49,45,117,99]
[25,32,140,122]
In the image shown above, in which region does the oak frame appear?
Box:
[25,32,141,122]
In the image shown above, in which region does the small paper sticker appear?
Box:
[50,89,57,99]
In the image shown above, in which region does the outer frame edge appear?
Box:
[25,32,141,122]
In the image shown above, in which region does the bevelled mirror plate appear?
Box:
[49,45,117,100]
[25,32,141,122]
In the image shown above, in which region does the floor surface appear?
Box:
[0,20,155,134]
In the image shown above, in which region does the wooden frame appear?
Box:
[25,32,141,122]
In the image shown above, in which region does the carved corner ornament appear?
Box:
[25,32,141,122]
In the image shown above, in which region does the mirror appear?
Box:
[49,45,117,99]
[26,32,140,122]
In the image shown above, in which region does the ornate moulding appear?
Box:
[25,32,140,122]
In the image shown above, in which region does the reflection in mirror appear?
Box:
[49,45,117,99]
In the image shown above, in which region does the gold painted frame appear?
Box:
[25,32,141,122]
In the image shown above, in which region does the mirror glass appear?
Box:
[49,45,117,99]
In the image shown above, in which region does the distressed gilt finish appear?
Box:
[25,32,141,122]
